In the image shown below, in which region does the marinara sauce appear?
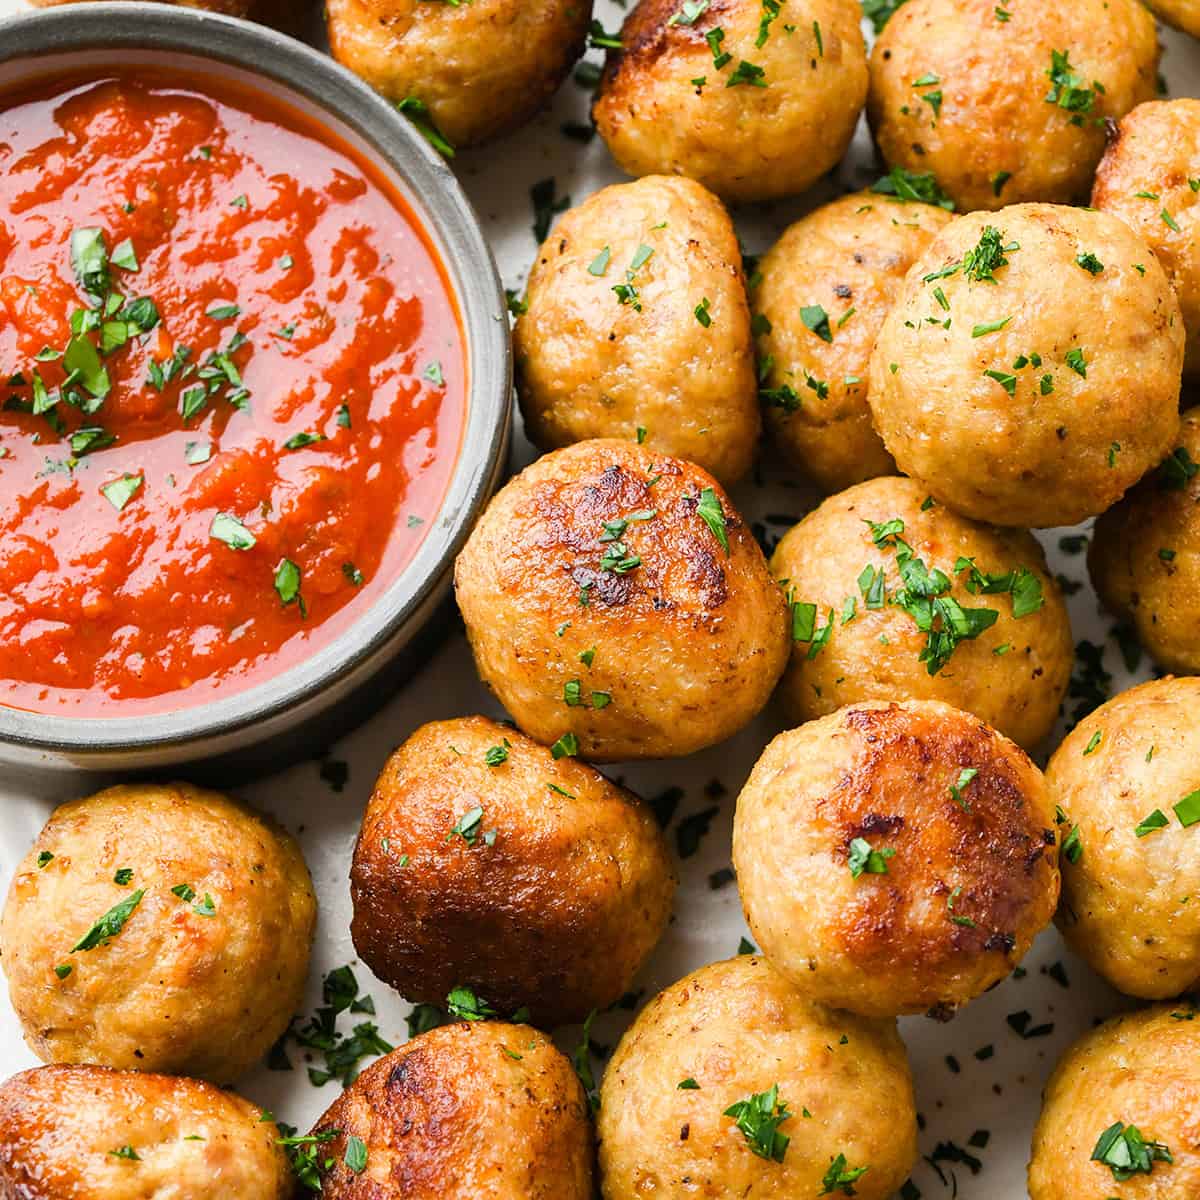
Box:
[0,70,466,716]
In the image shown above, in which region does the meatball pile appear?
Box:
[11,0,1200,1195]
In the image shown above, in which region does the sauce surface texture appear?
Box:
[0,70,465,716]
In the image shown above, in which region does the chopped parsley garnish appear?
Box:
[821,1155,870,1195]
[668,0,710,25]
[588,19,622,48]
[1076,252,1104,275]
[206,302,241,321]
[422,360,445,386]
[71,889,145,951]
[344,1136,368,1174]
[587,246,611,276]
[1176,790,1200,828]
[277,1129,337,1190]
[447,806,486,846]
[446,985,498,1021]
[210,512,255,550]
[871,165,955,210]
[394,97,455,159]
[1090,1122,1173,1182]
[801,304,833,342]
[37,851,53,868]
[1065,348,1088,377]
[1158,446,1199,490]
[284,432,325,451]
[613,244,654,310]
[485,740,510,767]
[551,732,579,759]
[724,1084,792,1162]
[1083,730,1102,755]
[947,886,975,928]
[862,0,909,33]
[171,882,196,902]
[531,177,570,242]
[274,559,304,613]
[696,487,730,553]
[1135,809,1169,838]
[108,1145,141,1162]
[343,562,364,586]
[847,838,895,878]
[113,868,133,886]
[726,60,767,88]
[100,473,142,512]
[1045,49,1102,123]
[694,297,713,327]
[963,226,1014,283]
[949,767,978,811]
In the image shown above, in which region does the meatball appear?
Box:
[597,956,917,1199]
[753,191,952,494]
[1093,100,1200,377]
[1046,677,1200,998]
[868,0,1159,213]
[350,716,674,1026]
[454,439,790,761]
[515,176,758,486]
[0,782,316,1083]
[869,204,1183,528]
[732,700,1059,1018]
[1145,0,1200,37]
[326,0,591,148]
[0,1064,292,1199]
[1029,1005,1200,1199]
[770,477,1072,749]
[31,0,251,12]
[307,1021,593,1199]
[1090,409,1200,676]
[592,0,867,204]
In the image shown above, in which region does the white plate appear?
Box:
[1,4,1198,1196]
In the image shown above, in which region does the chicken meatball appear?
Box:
[592,0,867,204]
[454,439,790,760]
[1090,410,1200,676]
[326,0,591,148]
[869,204,1183,528]
[753,191,952,493]
[598,955,918,1199]
[307,1022,593,1199]
[1046,677,1200,998]
[350,716,674,1026]
[515,176,758,486]
[0,1064,292,1199]
[0,782,316,1083]
[868,0,1159,213]
[1029,1005,1200,1199]
[31,0,252,13]
[733,700,1059,1018]
[1145,0,1200,37]
[770,477,1072,749]
[1093,101,1200,376]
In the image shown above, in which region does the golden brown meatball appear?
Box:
[753,191,952,493]
[1047,677,1200,999]
[1145,0,1200,37]
[770,477,1072,749]
[515,176,759,487]
[598,956,917,1199]
[868,0,1159,213]
[454,439,790,761]
[0,783,316,1083]
[350,715,674,1026]
[307,1021,593,1199]
[732,700,1059,1018]
[1029,1005,1200,1199]
[592,0,867,204]
[869,204,1183,528]
[1093,101,1200,377]
[326,0,591,147]
[0,1064,292,1199]
[30,0,252,12]
[1090,409,1200,676]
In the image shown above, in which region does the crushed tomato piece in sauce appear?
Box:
[0,70,465,716]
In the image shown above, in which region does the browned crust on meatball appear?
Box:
[453,439,790,760]
[0,1064,292,1198]
[350,716,675,1025]
[734,700,1060,1016]
[828,704,1057,976]
[309,1022,593,1199]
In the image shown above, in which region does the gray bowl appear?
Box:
[0,3,511,779]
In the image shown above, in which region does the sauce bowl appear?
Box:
[0,3,511,777]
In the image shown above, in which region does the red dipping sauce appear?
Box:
[0,69,466,717]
